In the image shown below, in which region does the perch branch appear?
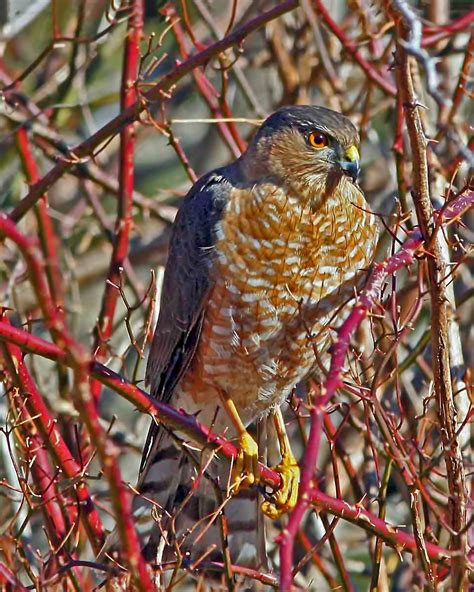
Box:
[278,187,473,590]
[0,215,155,592]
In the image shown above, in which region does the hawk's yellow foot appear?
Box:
[217,389,261,492]
[262,407,300,518]
[261,453,300,519]
[231,431,260,492]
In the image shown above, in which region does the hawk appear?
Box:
[135,105,379,574]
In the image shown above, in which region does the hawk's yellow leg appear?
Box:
[218,392,260,492]
[261,407,300,519]
[218,393,299,516]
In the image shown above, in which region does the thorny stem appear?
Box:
[297,530,340,590]
[14,124,72,406]
[392,10,468,590]
[0,315,106,552]
[14,128,65,321]
[1,346,85,590]
[0,215,155,592]
[165,5,243,158]
[0,561,29,591]
[312,0,396,97]
[0,4,472,587]
[0,316,454,570]
[369,458,392,592]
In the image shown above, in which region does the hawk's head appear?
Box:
[242,105,361,194]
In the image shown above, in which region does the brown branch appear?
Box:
[0,317,105,553]
[391,9,468,589]
[1,187,470,584]
[312,0,397,97]
[15,128,65,319]
[1,5,471,585]
[278,186,473,589]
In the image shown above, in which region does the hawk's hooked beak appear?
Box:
[340,145,360,183]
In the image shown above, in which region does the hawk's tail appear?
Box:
[133,426,268,578]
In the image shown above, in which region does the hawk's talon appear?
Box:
[261,455,300,519]
[231,432,260,493]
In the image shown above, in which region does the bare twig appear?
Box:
[1,191,470,586]
[278,188,473,589]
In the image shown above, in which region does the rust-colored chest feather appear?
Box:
[178,179,378,423]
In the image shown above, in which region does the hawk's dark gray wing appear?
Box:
[141,168,234,472]
[145,169,235,399]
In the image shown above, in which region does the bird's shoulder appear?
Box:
[175,163,241,224]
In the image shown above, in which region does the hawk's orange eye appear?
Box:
[308,132,328,149]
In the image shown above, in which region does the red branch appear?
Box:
[308,489,450,561]
[0,214,154,592]
[0,320,104,551]
[0,562,29,591]
[0,177,470,583]
[165,6,242,158]
[1,4,470,587]
[91,0,144,403]
[0,190,470,584]
[422,9,474,47]
[15,128,65,318]
[4,349,68,544]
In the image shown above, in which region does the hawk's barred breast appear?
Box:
[178,176,378,425]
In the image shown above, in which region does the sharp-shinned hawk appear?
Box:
[134,105,379,573]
